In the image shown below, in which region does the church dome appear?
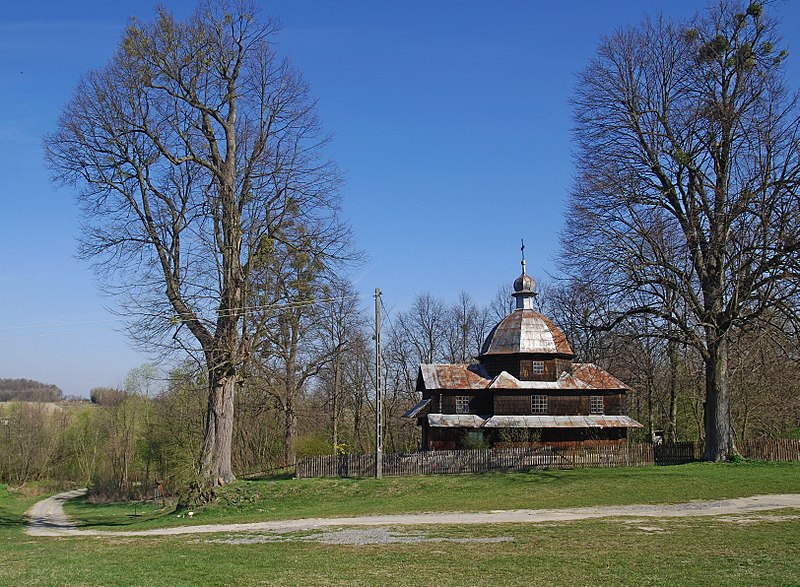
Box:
[513,272,535,293]
[479,309,574,358]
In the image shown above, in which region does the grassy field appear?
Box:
[2,462,799,586]
[64,460,800,529]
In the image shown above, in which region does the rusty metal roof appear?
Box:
[484,415,643,428]
[426,414,643,429]
[488,371,521,389]
[487,370,591,390]
[419,364,491,390]
[427,414,486,428]
[479,310,574,357]
[571,363,631,390]
[418,363,627,391]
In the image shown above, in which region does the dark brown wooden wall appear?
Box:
[493,393,625,415]
[432,391,625,416]
[437,391,492,415]
[481,355,573,381]
[422,424,628,450]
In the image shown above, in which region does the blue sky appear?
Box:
[2,1,799,396]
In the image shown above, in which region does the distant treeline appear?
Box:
[0,378,63,402]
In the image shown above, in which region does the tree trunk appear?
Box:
[332,353,341,452]
[702,337,737,461]
[284,394,296,467]
[282,346,298,467]
[200,374,236,484]
[646,376,654,442]
[353,399,363,453]
[666,338,679,443]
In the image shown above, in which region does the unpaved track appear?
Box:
[26,491,800,538]
[26,488,88,537]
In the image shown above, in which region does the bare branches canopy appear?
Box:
[45,1,353,485]
[563,1,800,460]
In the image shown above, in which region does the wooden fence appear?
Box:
[296,441,703,479]
[739,438,800,462]
[297,439,800,479]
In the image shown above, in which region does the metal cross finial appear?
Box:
[521,239,527,274]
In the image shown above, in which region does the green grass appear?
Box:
[2,463,800,586]
[0,484,40,530]
[63,460,800,530]
[2,510,799,585]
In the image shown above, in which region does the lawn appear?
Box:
[2,462,799,586]
[63,460,800,529]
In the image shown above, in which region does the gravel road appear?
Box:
[25,490,800,540]
[26,488,89,537]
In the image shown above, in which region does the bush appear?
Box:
[295,434,334,457]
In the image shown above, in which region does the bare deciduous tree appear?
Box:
[563,2,800,460]
[45,2,350,487]
[394,293,448,364]
[445,291,488,363]
[543,279,615,365]
[314,280,366,453]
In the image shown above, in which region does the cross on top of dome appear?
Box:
[512,239,536,309]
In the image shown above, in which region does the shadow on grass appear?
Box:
[241,469,295,482]
[0,512,29,529]
[70,511,176,529]
[67,497,176,529]
[469,468,565,482]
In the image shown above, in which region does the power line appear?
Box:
[0,318,121,332]
[0,296,352,336]
[207,296,349,319]
[1,328,123,342]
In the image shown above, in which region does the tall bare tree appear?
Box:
[445,291,490,363]
[248,245,346,466]
[395,293,448,364]
[45,2,350,487]
[728,321,800,441]
[543,279,615,365]
[564,2,800,460]
[313,280,365,453]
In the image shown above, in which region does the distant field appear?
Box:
[2,462,799,586]
[0,400,66,415]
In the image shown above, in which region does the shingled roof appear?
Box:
[479,310,574,357]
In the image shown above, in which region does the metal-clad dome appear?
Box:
[513,272,535,293]
[479,309,574,357]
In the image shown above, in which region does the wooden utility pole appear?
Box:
[374,288,382,479]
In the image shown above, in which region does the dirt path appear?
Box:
[26,491,800,538]
[26,488,88,537]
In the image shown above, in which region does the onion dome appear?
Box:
[513,272,536,295]
[513,239,537,310]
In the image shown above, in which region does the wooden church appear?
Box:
[404,255,642,450]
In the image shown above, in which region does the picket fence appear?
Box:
[739,438,800,462]
[296,441,703,479]
[296,439,800,479]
